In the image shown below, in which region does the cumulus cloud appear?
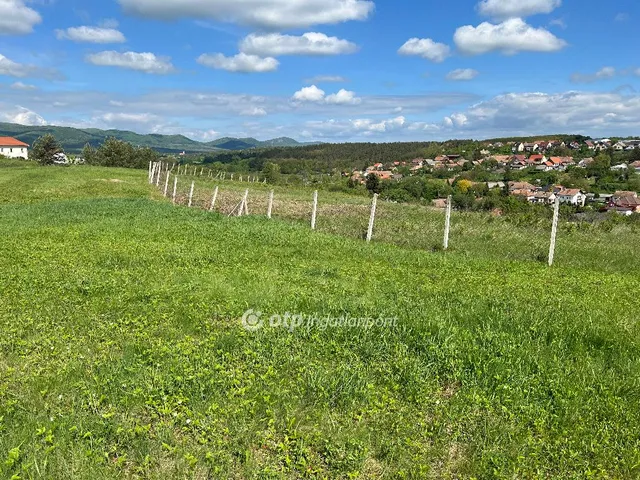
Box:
[292,85,326,102]
[86,51,175,74]
[571,66,616,83]
[398,38,451,63]
[292,85,361,105]
[454,18,567,55]
[240,32,357,56]
[1,106,47,125]
[304,75,348,84]
[326,89,362,105]
[118,0,374,29]
[55,26,126,43]
[0,0,42,35]
[477,0,562,19]
[197,53,278,73]
[446,68,479,81]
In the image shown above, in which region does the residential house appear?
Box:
[557,189,587,207]
[523,142,539,152]
[613,142,626,151]
[607,191,640,214]
[508,181,537,193]
[487,181,506,189]
[372,170,394,181]
[611,163,628,172]
[531,191,557,205]
[585,140,595,150]
[631,160,640,173]
[578,157,594,168]
[0,137,29,159]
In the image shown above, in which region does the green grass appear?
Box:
[1,164,640,479]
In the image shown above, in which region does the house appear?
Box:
[371,170,394,181]
[613,142,626,151]
[487,181,506,189]
[578,157,594,168]
[0,137,29,159]
[611,163,628,172]
[607,191,640,213]
[529,154,545,164]
[585,140,595,150]
[557,189,586,207]
[523,142,539,152]
[631,161,640,173]
[531,191,557,205]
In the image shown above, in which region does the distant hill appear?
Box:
[0,122,309,153]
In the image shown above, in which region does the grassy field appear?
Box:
[1,162,640,479]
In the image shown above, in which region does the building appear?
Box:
[557,189,587,207]
[0,137,29,159]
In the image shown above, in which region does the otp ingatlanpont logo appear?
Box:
[241,309,263,331]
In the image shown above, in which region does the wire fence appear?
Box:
[147,161,638,273]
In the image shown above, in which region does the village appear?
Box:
[352,138,640,215]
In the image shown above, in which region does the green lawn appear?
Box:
[1,163,640,479]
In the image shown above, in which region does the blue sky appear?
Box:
[1,0,640,142]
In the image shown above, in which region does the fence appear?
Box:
[148,161,573,268]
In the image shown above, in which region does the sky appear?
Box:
[1,0,640,142]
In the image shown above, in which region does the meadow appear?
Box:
[1,161,639,479]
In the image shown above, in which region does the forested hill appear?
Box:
[0,122,306,153]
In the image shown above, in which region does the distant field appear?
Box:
[1,162,640,478]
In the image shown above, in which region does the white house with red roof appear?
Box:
[0,137,29,159]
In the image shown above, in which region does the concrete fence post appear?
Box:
[548,197,560,266]
[311,190,318,230]
[444,195,452,250]
[366,193,378,242]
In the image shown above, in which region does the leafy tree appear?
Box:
[30,134,63,166]
[262,162,281,184]
[82,143,97,164]
[366,173,380,194]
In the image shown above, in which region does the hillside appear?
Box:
[0,163,639,478]
[0,122,305,154]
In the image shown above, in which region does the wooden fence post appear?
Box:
[311,190,318,230]
[267,190,274,219]
[148,161,153,182]
[366,193,378,242]
[155,163,162,186]
[238,189,249,217]
[209,186,219,211]
[444,195,452,250]
[163,172,170,197]
[188,181,195,207]
[172,176,178,204]
[548,197,560,266]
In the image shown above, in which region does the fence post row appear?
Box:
[444,195,452,250]
[267,190,274,219]
[367,193,378,242]
[311,190,318,230]
[548,197,560,266]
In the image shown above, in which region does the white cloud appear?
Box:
[304,75,348,84]
[0,0,41,35]
[439,91,640,137]
[99,18,120,29]
[292,85,361,105]
[86,51,175,74]
[454,18,567,55]
[10,81,36,90]
[478,0,561,19]
[446,68,479,81]
[240,32,357,56]
[614,13,629,22]
[55,26,126,44]
[326,89,362,105]
[635,68,640,77]
[548,18,566,29]
[293,85,326,102]
[398,38,451,63]
[240,107,267,116]
[1,106,46,125]
[118,0,374,29]
[0,53,58,78]
[571,66,616,83]
[197,53,278,73]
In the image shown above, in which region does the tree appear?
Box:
[262,162,281,184]
[30,134,63,166]
[82,143,97,164]
[366,173,380,194]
